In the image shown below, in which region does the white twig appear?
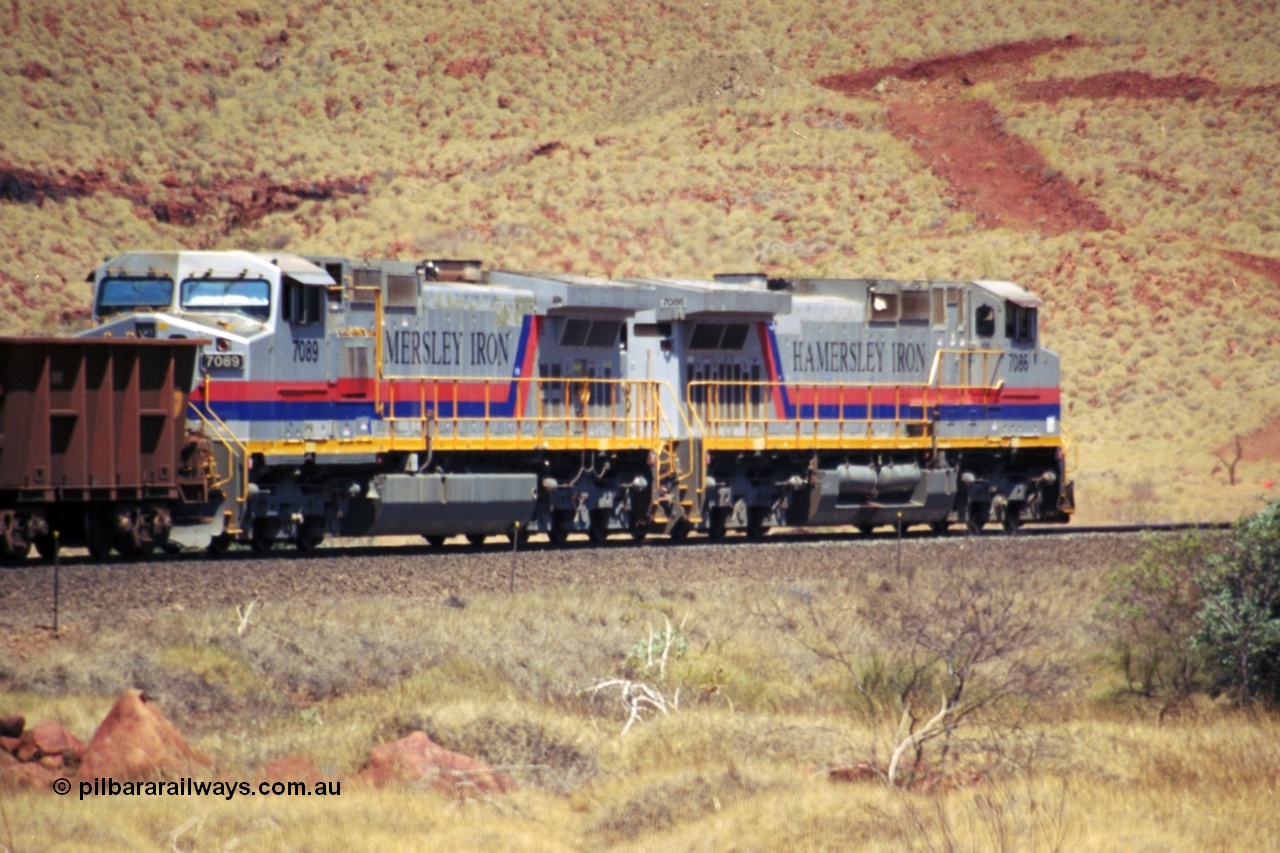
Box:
[888,695,951,787]
[658,615,674,678]
[236,601,257,637]
[167,814,204,852]
[588,678,674,735]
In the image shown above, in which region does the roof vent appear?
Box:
[420,259,484,283]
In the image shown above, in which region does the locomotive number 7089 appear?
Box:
[293,339,321,363]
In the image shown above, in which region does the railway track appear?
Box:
[0,524,1229,628]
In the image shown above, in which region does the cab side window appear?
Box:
[976,304,996,338]
[1006,304,1037,344]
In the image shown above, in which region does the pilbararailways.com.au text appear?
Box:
[64,777,341,800]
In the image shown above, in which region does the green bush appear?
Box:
[1195,498,1280,705]
[1100,532,1212,699]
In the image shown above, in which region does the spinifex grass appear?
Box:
[3,535,1278,850]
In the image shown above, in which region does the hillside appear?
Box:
[2,0,1278,524]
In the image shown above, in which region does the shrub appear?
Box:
[1195,498,1280,705]
[1099,532,1212,700]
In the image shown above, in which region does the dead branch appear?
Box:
[587,679,679,735]
[1212,434,1243,485]
[888,695,951,787]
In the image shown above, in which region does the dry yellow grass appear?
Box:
[3,536,1278,851]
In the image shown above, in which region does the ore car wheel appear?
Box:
[0,514,29,563]
[207,534,231,557]
[34,534,59,561]
[466,533,487,547]
[113,505,156,559]
[858,524,875,536]
[0,541,30,564]
[85,509,114,561]
[424,534,447,548]
[929,519,950,535]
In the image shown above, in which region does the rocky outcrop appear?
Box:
[0,717,86,791]
[349,731,515,797]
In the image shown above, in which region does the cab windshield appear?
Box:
[180,278,271,320]
[96,276,174,317]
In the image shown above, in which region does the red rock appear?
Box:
[76,690,211,782]
[18,719,86,760]
[0,760,56,792]
[349,731,514,797]
[0,714,23,738]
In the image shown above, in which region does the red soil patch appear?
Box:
[444,56,492,80]
[819,37,1122,235]
[886,99,1114,236]
[1220,249,1280,286]
[1217,416,1280,464]
[0,160,367,229]
[1016,71,1219,103]
[817,36,1081,94]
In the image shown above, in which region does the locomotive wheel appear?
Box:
[707,508,728,541]
[250,519,278,553]
[207,534,232,556]
[746,508,769,541]
[588,511,611,544]
[424,534,447,548]
[1001,504,1022,535]
[966,503,990,535]
[548,511,573,545]
[668,518,691,541]
[294,515,325,553]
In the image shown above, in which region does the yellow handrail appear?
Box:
[187,374,249,502]
[380,375,670,446]
[1060,423,1079,474]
